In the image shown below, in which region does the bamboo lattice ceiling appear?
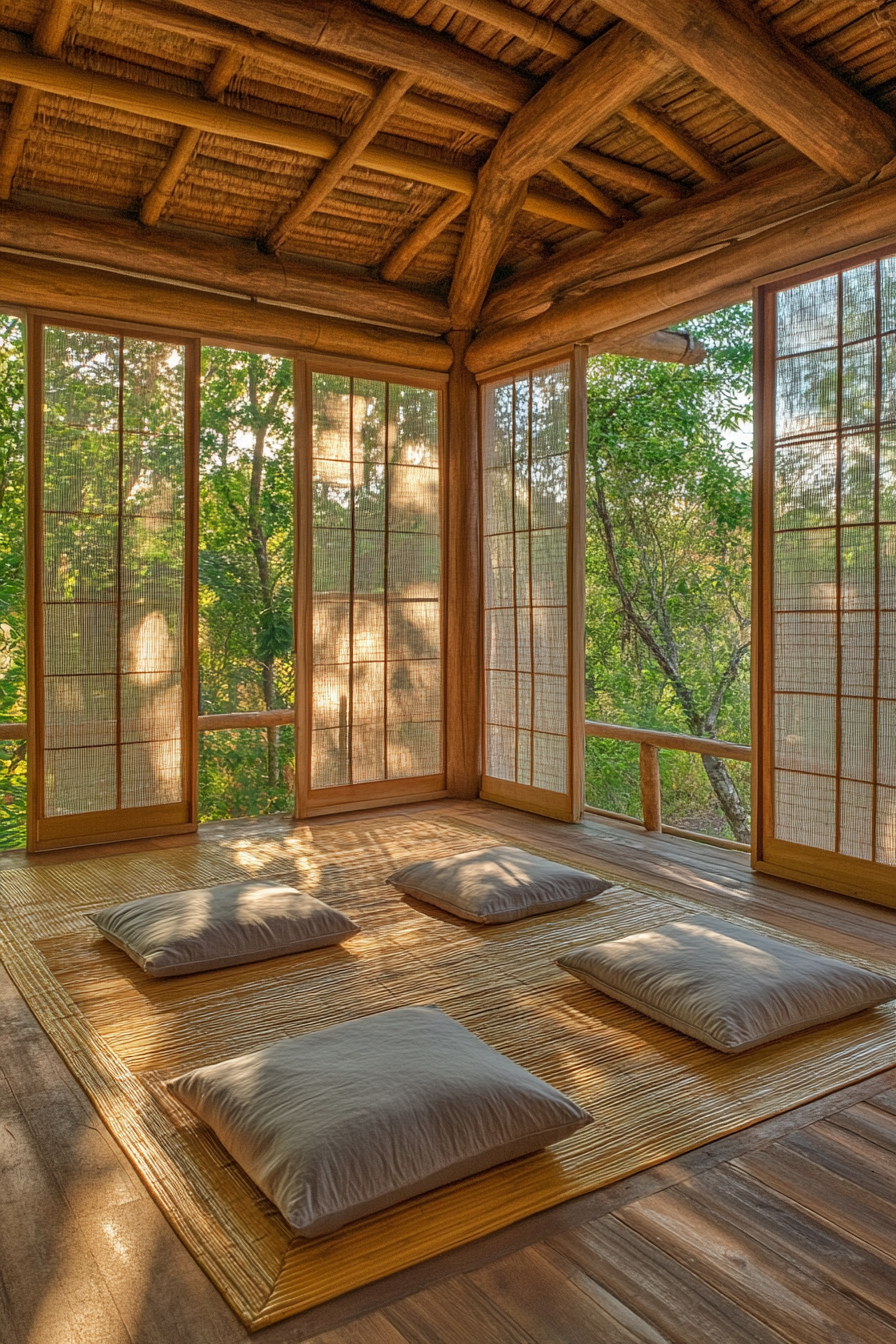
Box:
[0,0,895,342]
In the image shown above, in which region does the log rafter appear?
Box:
[140,45,243,226]
[440,0,585,60]
[619,101,729,184]
[0,49,605,232]
[0,0,76,198]
[448,23,678,328]
[379,192,470,283]
[265,70,415,253]
[596,0,896,182]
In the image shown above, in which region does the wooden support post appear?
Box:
[639,742,662,832]
[445,330,481,799]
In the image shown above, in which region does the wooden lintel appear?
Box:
[0,253,454,370]
[467,176,896,370]
[0,202,450,332]
[266,71,415,253]
[598,0,896,181]
[603,328,707,364]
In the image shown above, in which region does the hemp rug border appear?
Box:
[1,811,894,1331]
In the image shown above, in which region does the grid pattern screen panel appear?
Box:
[310,375,441,789]
[483,362,570,794]
[41,328,187,817]
[772,255,896,865]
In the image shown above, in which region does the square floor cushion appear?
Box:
[388,845,613,924]
[168,1004,593,1235]
[90,881,359,976]
[557,913,896,1053]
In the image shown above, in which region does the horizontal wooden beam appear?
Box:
[619,101,729,183]
[101,0,508,140]
[199,709,294,731]
[443,0,584,59]
[604,328,706,364]
[564,145,689,201]
[0,253,453,370]
[598,0,896,181]
[169,0,535,113]
[0,0,75,197]
[0,203,450,333]
[480,158,838,329]
[586,719,751,762]
[468,175,896,370]
[1,50,596,232]
[0,723,27,741]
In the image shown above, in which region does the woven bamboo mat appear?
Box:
[2,810,895,1330]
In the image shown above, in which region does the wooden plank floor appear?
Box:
[2,799,896,1344]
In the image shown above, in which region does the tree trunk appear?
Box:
[700,752,751,843]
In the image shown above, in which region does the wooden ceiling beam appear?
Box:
[101,0,508,140]
[2,49,589,231]
[607,328,706,363]
[265,70,414,253]
[379,192,469,282]
[546,161,636,222]
[597,0,896,182]
[480,157,837,328]
[468,174,896,370]
[448,22,678,328]
[619,101,729,183]
[140,45,242,226]
[441,0,584,59]
[564,145,689,200]
[0,202,451,333]
[166,0,536,113]
[0,0,76,198]
[0,252,453,368]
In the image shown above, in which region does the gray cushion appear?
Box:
[168,1004,592,1235]
[389,845,613,924]
[557,913,896,1053]
[90,881,359,977]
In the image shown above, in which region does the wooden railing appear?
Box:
[0,709,294,740]
[585,720,753,852]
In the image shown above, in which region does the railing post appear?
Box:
[639,742,662,833]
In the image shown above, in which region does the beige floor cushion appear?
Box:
[389,845,613,924]
[91,881,359,976]
[168,1004,592,1236]
[557,913,896,1053]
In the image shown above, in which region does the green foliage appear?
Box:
[198,346,295,820]
[586,305,754,838]
[0,314,26,848]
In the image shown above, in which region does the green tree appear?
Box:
[199,348,294,804]
[587,305,753,841]
[0,314,26,847]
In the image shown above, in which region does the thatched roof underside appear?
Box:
[1,0,895,327]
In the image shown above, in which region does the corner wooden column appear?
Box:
[445,329,481,797]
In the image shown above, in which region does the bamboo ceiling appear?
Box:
[1,0,895,357]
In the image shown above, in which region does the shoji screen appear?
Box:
[754,249,896,904]
[28,322,197,850]
[480,353,585,821]
[298,369,445,815]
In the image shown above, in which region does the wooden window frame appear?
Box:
[752,243,896,906]
[26,312,200,851]
[294,358,449,819]
[476,345,586,823]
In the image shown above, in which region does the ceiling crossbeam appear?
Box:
[265,71,415,253]
[619,101,729,184]
[441,0,585,59]
[0,0,75,198]
[379,192,470,283]
[448,22,678,328]
[597,0,896,182]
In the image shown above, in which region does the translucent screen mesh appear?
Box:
[482,363,570,793]
[772,255,896,864]
[41,328,187,816]
[310,375,441,788]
